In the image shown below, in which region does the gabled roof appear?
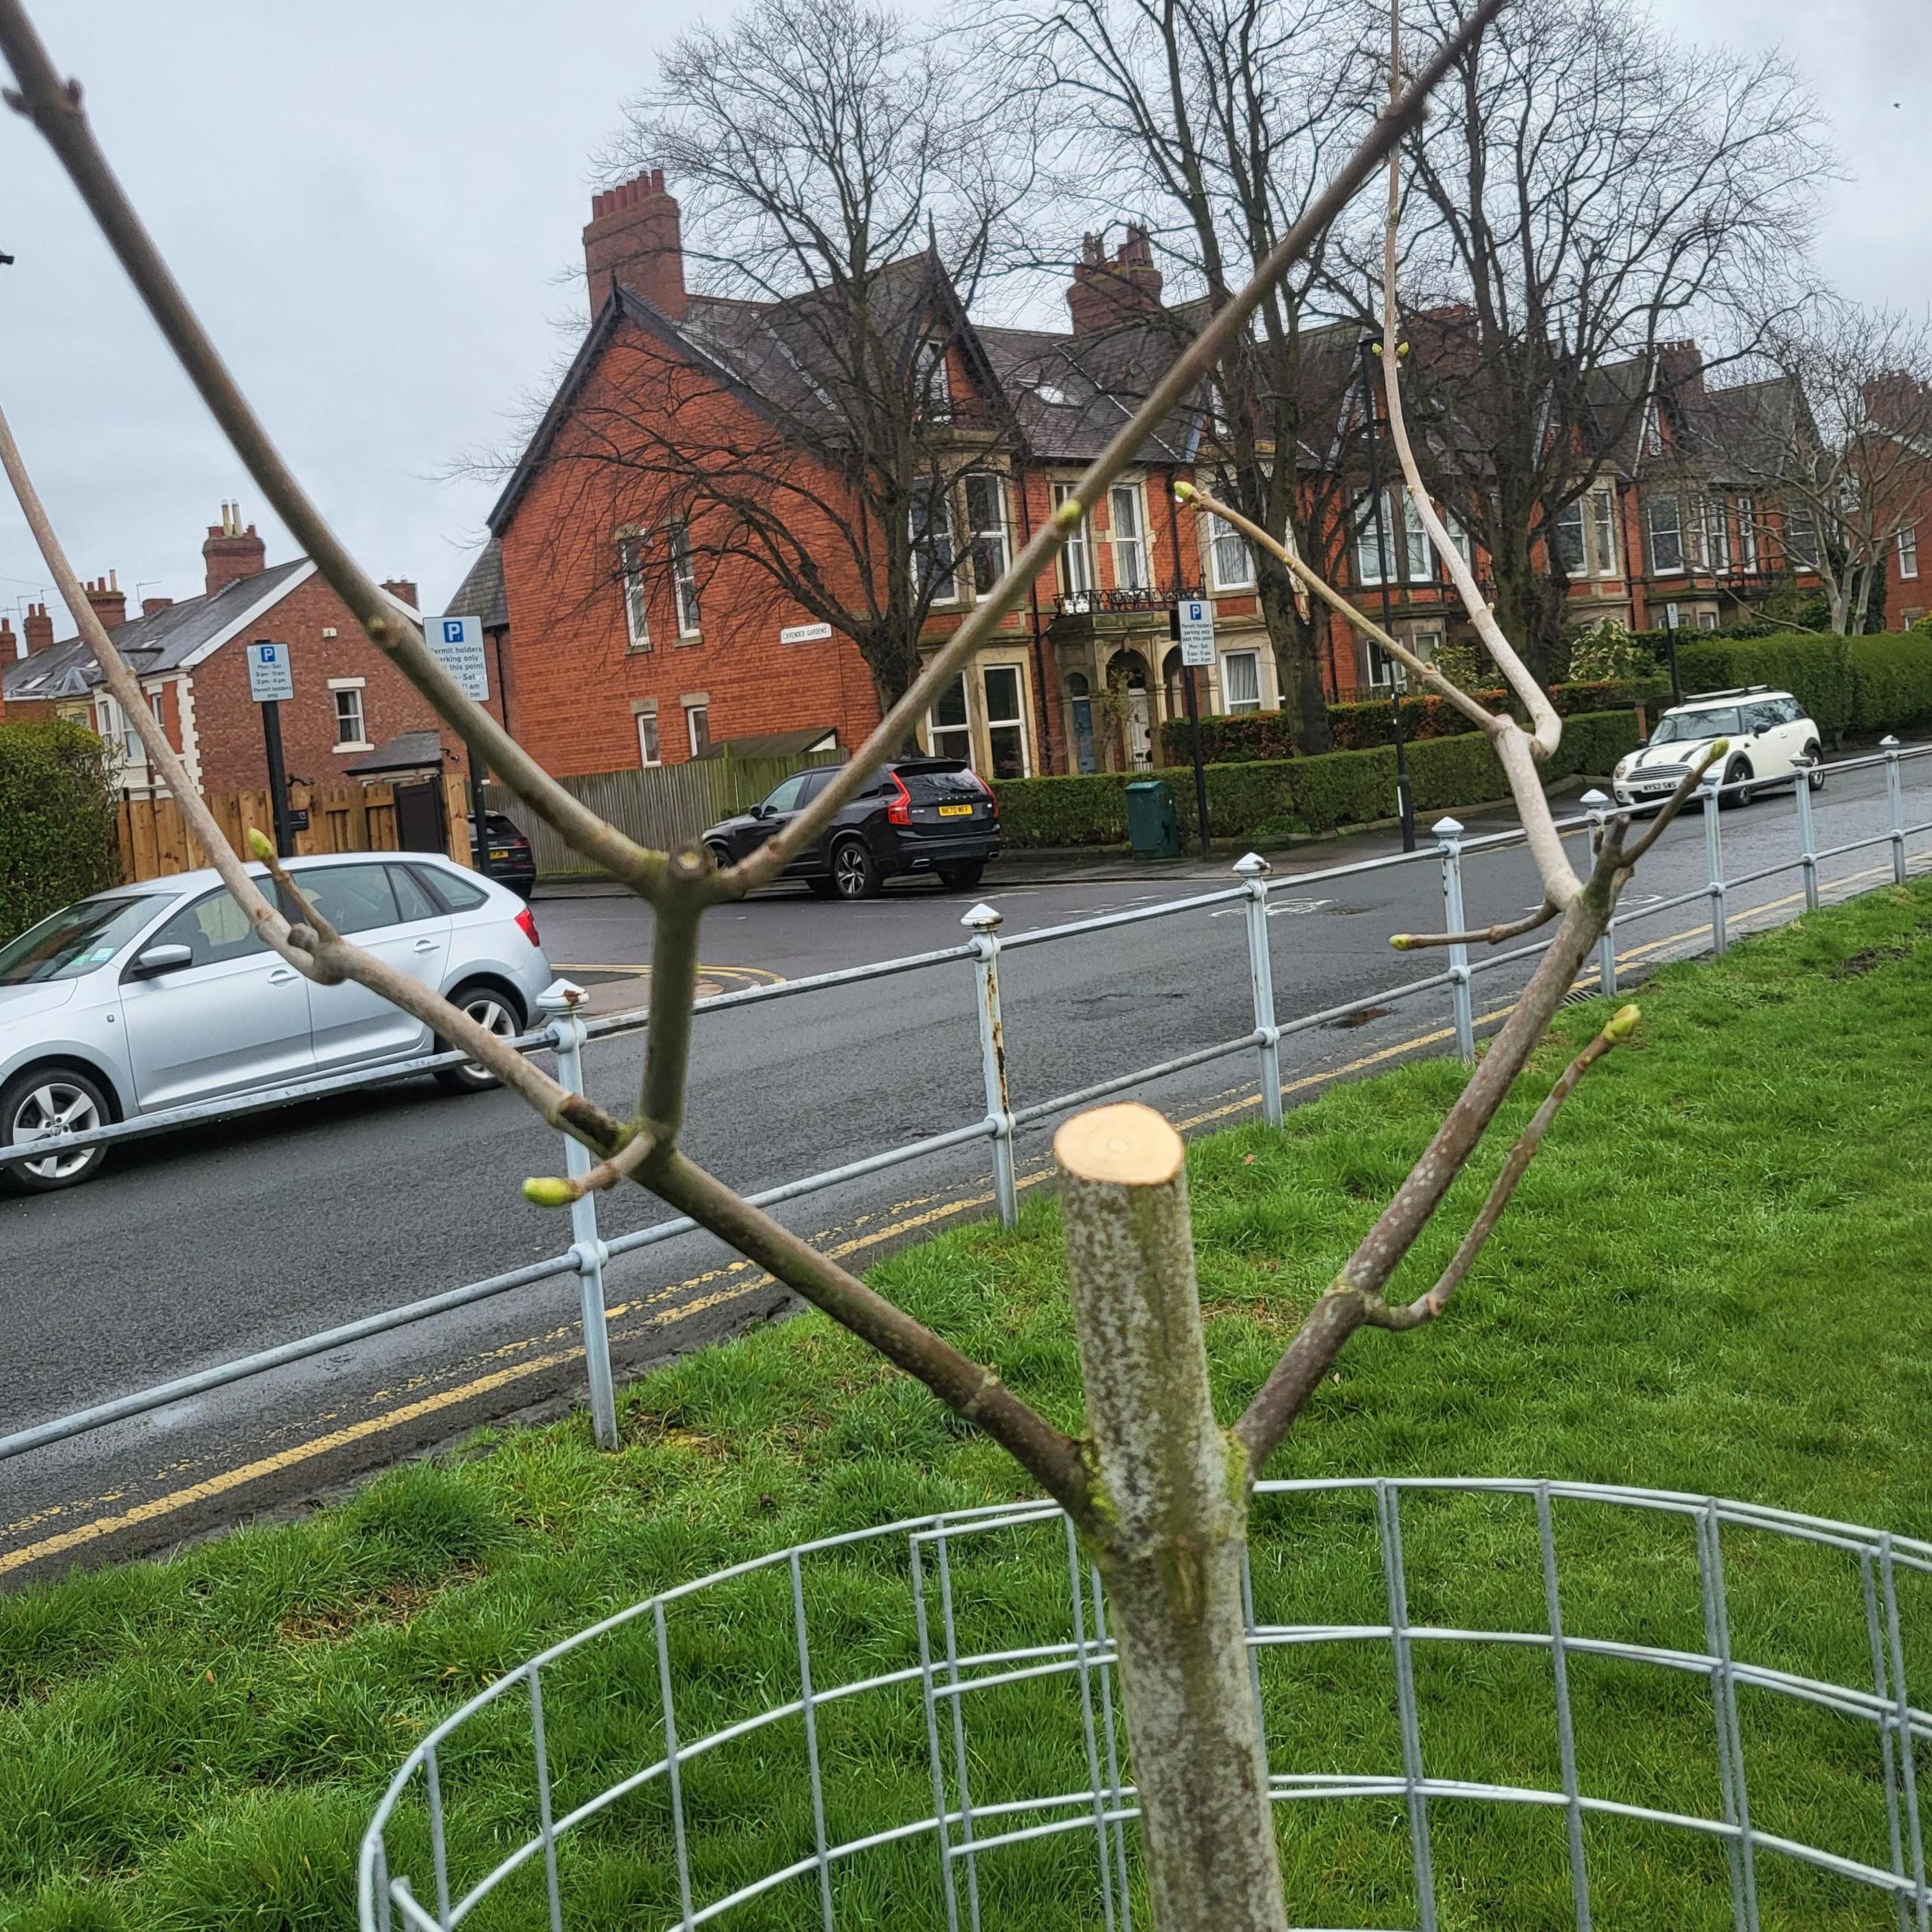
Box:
[445,540,508,630]
[2,558,314,705]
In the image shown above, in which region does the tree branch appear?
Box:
[1606,740,1728,866]
[651,1149,1096,1527]
[1362,1003,1638,1331]
[1392,897,1557,950]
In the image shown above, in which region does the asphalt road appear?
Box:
[5,754,1927,1583]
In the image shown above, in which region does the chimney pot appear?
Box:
[85,574,128,632]
[1067,226,1165,334]
[583,168,687,321]
[203,503,267,597]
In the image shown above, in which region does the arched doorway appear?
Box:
[1105,649,1153,771]
[1066,672,1097,774]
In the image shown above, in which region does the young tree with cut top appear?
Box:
[992,0,1373,750]
[0,1,1728,1922]
[1353,0,1828,678]
[523,0,1038,717]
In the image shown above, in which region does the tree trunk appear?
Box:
[1489,546,1563,685]
[1056,1105,1286,1932]
[1258,568,1332,754]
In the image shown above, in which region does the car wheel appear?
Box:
[705,841,733,873]
[1725,757,1755,808]
[831,838,882,900]
[1804,742,1826,792]
[805,875,838,899]
[0,1065,112,1192]
[936,860,986,891]
[434,981,525,1094]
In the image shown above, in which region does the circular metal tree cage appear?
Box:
[359,1478,1931,1932]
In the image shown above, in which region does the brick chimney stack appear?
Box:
[380,577,420,611]
[1864,371,1928,430]
[204,501,266,597]
[143,595,174,618]
[584,169,686,321]
[83,571,128,632]
[23,601,54,655]
[1068,225,1164,334]
[0,614,15,661]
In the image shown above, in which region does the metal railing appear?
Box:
[357,1477,1932,1932]
[7,738,1931,1469]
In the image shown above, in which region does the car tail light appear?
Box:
[886,772,913,827]
[515,906,541,948]
[965,770,993,798]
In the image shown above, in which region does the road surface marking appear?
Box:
[6,847,1918,1579]
[551,961,786,986]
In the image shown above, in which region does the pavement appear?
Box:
[4,754,1924,1586]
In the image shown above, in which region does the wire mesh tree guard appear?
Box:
[359,1477,1931,1932]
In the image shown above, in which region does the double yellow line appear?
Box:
[1,854,1908,1580]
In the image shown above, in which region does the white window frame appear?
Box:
[1207,513,1255,592]
[1641,401,1663,458]
[1900,524,1920,581]
[1590,489,1620,577]
[1402,499,1432,583]
[1704,498,1730,575]
[1109,483,1149,590]
[1220,648,1263,714]
[1551,499,1586,577]
[669,521,701,637]
[1354,488,1395,586]
[914,338,952,419]
[1786,506,1820,571]
[636,707,661,768]
[330,678,369,752]
[684,701,709,759]
[981,663,1031,779]
[148,688,167,729]
[618,531,651,651]
[1053,482,1092,601]
[964,472,1010,598]
[1647,494,1684,574]
[1364,641,1406,691]
[928,670,973,762]
[1444,509,1474,571]
[912,486,959,606]
[1736,496,1758,572]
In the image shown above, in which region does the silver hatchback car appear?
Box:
[0,853,552,1192]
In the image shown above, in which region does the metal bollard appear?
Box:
[1434,818,1476,1065]
[1792,758,1820,913]
[1579,789,1618,998]
[539,979,619,1450]
[1701,776,1727,956]
[1233,853,1283,1126]
[1882,736,1907,886]
[962,903,1018,1227]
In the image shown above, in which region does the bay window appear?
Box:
[1053,482,1092,599]
[1647,494,1684,574]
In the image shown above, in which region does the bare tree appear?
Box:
[0,3,1730,1924]
[524,0,1038,718]
[1709,299,1932,636]
[1358,0,1829,678]
[995,0,1373,748]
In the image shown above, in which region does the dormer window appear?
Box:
[914,338,952,419]
[1641,401,1664,458]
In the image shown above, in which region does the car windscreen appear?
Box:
[1651,706,1741,745]
[899,764,983,801]
[0,894,167,985]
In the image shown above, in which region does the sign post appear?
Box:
[1174,598,1215,859]
[244,638,297,858]
[432,616,492,874]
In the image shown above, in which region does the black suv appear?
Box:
[702,759,999,900]
[468,810,537,900]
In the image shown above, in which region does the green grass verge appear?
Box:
[7,887,1932,1930]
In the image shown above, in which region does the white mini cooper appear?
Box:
[1612,687,1826,809]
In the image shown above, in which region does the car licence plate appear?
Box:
[937,804,974,817]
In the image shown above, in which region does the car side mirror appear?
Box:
[746,802,767,820]
[129,942,194,979]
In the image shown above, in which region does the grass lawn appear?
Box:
[5,886,1932,1932]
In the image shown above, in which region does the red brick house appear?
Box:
[2,506,456,797]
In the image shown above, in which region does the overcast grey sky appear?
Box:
[2,0,1925,643]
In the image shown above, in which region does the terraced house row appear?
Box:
[459,171,1858,782]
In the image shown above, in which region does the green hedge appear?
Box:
[1162,678,1662,762]
[1673,635,1856,741]
[995,709,1641,849]
[1847,635,1932,736]
[0,718,122,946]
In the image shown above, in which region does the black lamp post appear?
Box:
[1358,337,1416,852]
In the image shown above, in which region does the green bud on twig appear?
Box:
[246,827,275,861]
[1053,496,1084,529]
[1389,934,1414,950]
[522,1176,577,1208]
[1602,1004,1641,1044]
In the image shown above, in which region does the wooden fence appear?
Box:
[115,774,472,882]
[484,749,840,879]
